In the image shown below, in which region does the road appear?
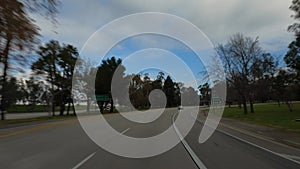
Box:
[1,108,300,169]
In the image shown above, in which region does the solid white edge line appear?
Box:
[280,154,300,161]
[172,113,207,169]
[72,152,97,169]
[191,112,300,166]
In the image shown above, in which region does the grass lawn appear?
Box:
[0,114,77,127]
[7,105,91,113]
[7,105,59,113]
[223,103,300,132]
[0,109,115,127]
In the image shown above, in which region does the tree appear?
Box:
[226,83,239,108]
[217,33,275,114]
[285,41,300,81]
[95,57,125,113]
[251,53,277,103]
[272,69,299,111]
[57,44,79,115]
[129,74,146,108]
[198,83,211,106]
[287,0,300,79]
[173,82,182,106]
[25,77,45,106]
[1,77,25,109]
[181,87,199,106]
[32,40,79,116]
[74,60,97,113]
[0,0,60,120]
[163,76,177,107]
[32,40,60,115]
[128,73,182,109]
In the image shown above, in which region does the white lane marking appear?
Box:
[172,113,207,169]
[72,128,130,169]
[280,154,300,161]
[121,128,130,135]
[192,111,300,152]
[191,113,300,166]
[72,152,96,169]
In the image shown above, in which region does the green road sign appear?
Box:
[96,94,110,102]
[212,97,222,105]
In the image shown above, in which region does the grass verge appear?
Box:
[222,103,300,132]
[0,114,77,127]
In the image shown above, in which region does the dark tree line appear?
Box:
[94,57,184,113]
[129,72,181,109]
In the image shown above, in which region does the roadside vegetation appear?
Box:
[0,114,77,127]
[222,103,300,132]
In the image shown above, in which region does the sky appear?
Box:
[17,0,295,86]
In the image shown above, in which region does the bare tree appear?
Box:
[217,33,275,114]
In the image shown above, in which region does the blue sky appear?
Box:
[17,0,295,86]
[104,34,206,83]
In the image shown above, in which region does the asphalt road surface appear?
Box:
[1,108,300,169]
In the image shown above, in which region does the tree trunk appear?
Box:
[50,56,57,116]
[243,101,248,114]
[110,98,114,113]
[87,97,90,113]
[228,102,231,108]
[285,100,293,112]
[59,103,65,116]
[250,99,254,113]
[52,99,55,116]
[71,100,76,115]
[97,101,104,113]
[1,34,12,120]
[1,109,4,120]
[67,102,70,115]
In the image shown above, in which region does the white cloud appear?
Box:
[31,0,295,55]
[109,0,294,48]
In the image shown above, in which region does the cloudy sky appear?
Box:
[23,0,295,85]
[36,0,294,50]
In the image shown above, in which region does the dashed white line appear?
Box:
[121,128,130,135]
[72,152,96,169]
[72,128,130,169]
[172,113,207,169]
